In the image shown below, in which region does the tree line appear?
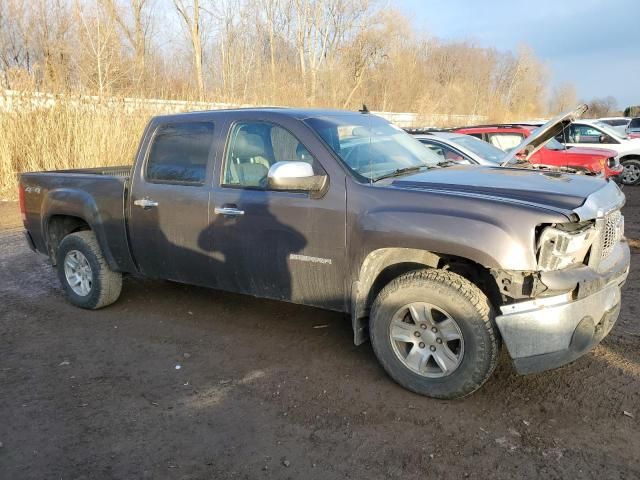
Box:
[0,0,618,120]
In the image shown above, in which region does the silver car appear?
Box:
[412,131,507,165]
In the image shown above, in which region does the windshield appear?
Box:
[304,114,442,181]
[593,121,628,140]
[544,137,566,150]
[448,135,505,163]
[628,118,640,131]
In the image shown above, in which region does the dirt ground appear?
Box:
[1,187,639,480]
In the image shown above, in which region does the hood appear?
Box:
[501,104,588,166]
[388,164,609,214]
[561,146,618,158]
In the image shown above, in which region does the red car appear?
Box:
[453,124,623,180]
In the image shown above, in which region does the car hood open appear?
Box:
[389,164,612,214]
[500,104,588,166]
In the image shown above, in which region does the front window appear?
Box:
[448,135,505,163]
[628,118,640,132]
[592,122,626,140]
[222,121,321,189]
[304,114,441,181]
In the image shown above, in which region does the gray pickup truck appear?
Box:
[19,106,629,398]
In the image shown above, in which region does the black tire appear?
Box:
[621,158,640,186]
[56,231,122,309]
[369,269,500,399]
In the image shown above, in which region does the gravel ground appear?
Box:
[0,188,639,480]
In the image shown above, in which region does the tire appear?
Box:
[620,158,640,185]
[56,231,122,309]
[369,269,500,399]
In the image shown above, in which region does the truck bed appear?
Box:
[20,166,136,273]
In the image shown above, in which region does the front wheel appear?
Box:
[56,231,122,309]
[369,269,500,399]
[620,159,640,185]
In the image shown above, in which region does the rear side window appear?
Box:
[486,133,524,151]
[146,122,215,185]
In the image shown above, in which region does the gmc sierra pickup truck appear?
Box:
[19,106,629,399]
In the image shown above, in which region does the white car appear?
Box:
[596,117,631,135]
[555,119,640,185]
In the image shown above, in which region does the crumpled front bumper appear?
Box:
[495,241,630,375]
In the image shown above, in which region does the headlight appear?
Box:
[537,222,597,271]
[606,157,617,169]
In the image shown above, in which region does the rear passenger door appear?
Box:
[129,120,219,285]
[209,118,347,311]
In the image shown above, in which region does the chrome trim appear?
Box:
[133,198,159,208]
[214,207,245,216]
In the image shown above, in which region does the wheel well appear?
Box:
[437,255,502,310]
[360,256,502,332]
[47,215,91,265]
[366,262,427,314]
[621,155,640,162]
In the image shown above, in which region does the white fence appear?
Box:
[0,90,486,128]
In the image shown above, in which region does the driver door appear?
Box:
[208,119,347,311]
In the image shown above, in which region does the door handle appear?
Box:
[214,206,244,216]
[134,198,159,209]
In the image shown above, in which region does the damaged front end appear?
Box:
[492,181,630,374]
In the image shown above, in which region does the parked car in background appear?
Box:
[626,117,640,139]
[18,106,630,399]
[452,124,622,181]
[554,119,640,185]
[409,131,506,165]
[597,117,630,135]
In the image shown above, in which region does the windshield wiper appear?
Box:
[372,165,429,182]
[436,160,457,167]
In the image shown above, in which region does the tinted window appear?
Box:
[146,122,214,184]
[629,118,640,129]
[223,122,319,188]
[419,140,467,162]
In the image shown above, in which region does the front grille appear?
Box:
[601,210,623,259]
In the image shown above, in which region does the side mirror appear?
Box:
[599,134,610,144]
[267,161,328,195]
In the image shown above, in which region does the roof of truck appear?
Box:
[152,107,369,122]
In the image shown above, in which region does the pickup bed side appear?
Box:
[21,169,136,273]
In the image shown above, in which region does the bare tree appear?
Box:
[548,83,578,114]
[75,0,127,95]
[585,96,619,118]
[173,0,206,97]
[100,0,155,90]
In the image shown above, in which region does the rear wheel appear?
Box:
[369,269,500,399]
[56,231,122,309]
[621,159,640,185]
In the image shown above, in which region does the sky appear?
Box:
[398,0,640,108]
